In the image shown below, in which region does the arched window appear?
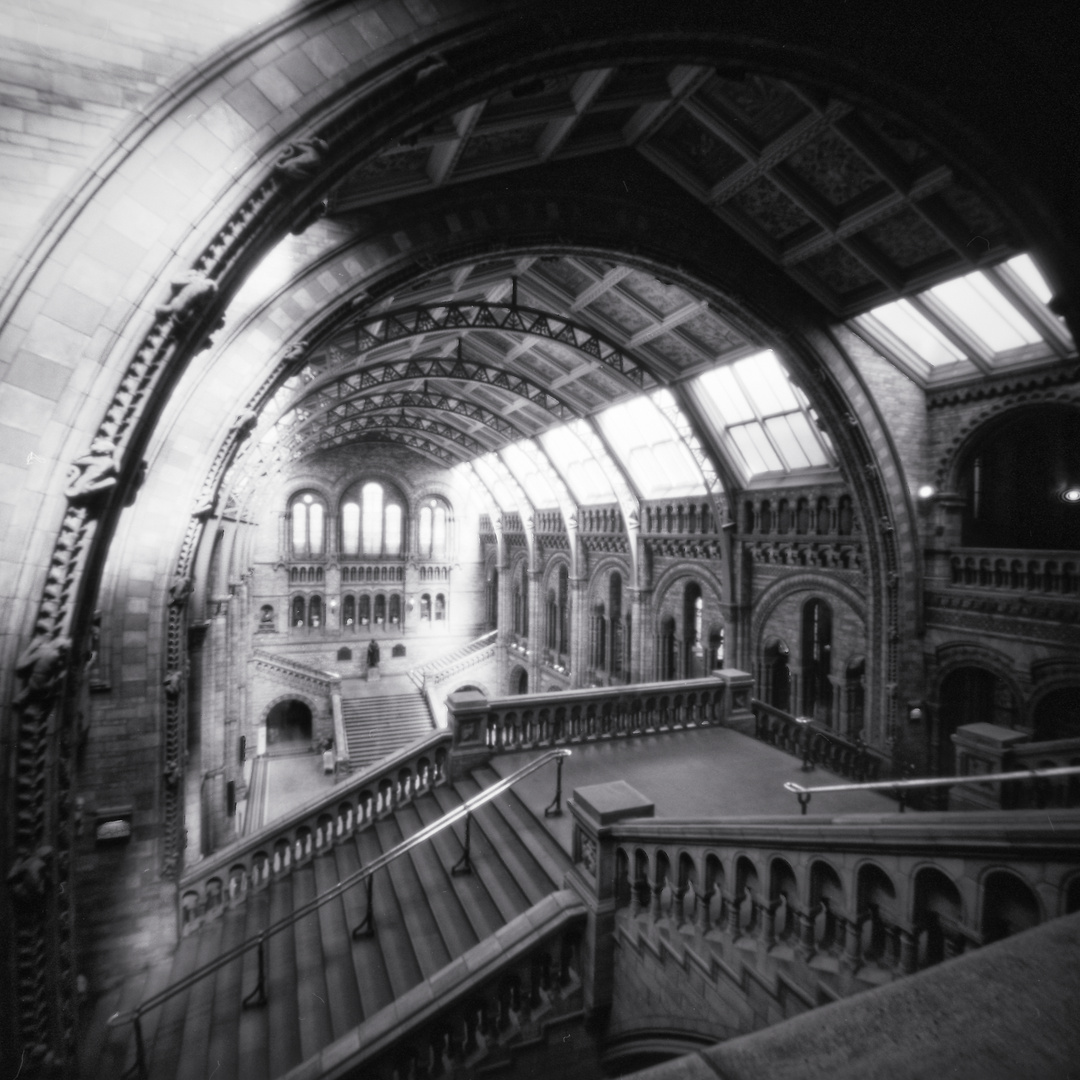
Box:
[340,481,405,556]
[374,594,386,624]
[546,588,558,650]
[420,593,431,621]
[291,595,306,627]
[435,593,446,621]
[308,595,323,629]
[389,594,402,625]
[557,565,569,655]
[290,492,325,557]
[358,595,371,624]
[342,595,355,628]
[609,572,624,677]
[683,581,704,678]
[764,640,791,711]
[801,599,833,723]
[487,569,499,631]
[960,407,1080,549]
[418,497,451,558]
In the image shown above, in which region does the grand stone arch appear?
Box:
[2,3,1077,1070]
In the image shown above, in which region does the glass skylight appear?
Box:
[929,272,1042,352]
[541,425,617,504]
[597,395,707,498]
[500,442,559,509]
[693,350,833,479]
[858,299,966,367]
[471,455,519,512]
[1007,254,1053,304]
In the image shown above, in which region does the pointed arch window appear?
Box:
[418,498,451,558]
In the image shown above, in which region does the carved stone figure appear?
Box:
[6,845,53,904]
[155,269,218,321]
[64,437,118,505]
[14,636,72,708]
[163,670,184,697]
[367,638,380,668]
[273,137,328,182]
[168,574,193,607]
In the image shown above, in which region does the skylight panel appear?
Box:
[597,396,707,498]
[472,455,516,511]
[1007,254,1053,304]
[501,442,559,508]
[697,364,755,424]
[765,413,829,469]
[929,273,1042,352]
[735,351,800,415]
[729,423,784,475]
[541,425,616,504]
[862,299,966,367]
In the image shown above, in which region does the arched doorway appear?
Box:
[936,667,1017,774]
[265,700,313,746]
[510,667,529,695]
[1033,687,1080,741]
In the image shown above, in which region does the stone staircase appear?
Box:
[80,766,573,1080]
[340,691,434,770]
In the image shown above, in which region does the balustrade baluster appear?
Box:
[694,889,711,935]
[899,928,917,974]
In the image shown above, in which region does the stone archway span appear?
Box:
[3,5,1074,1068]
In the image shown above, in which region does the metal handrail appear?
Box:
[785,764,1080,813]
[107,748,571,1076]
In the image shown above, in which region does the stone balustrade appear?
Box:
[281,891,587,1080]
[447,672,754,774]
[251,649,339,691]
[567,788,1080,1034]
[177,731,452,935]
[947,548,1080,595]
[752,699,884,782]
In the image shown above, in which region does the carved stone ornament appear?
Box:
[273,137,328,183]
[14,636,72,709]
[155,269,218,322]
[162,759,181,788]
[162,669,184,697]
[6,844,54,905]
[282,340,309,363]
[228,407,258,434]
[64,437,118,506]
[168,574,193,607]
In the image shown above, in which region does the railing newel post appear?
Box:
[353,875,376,938]
[544,753,565,818]
[242,934,268,1008]
[451,813,473,876]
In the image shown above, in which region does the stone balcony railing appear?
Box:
[178,731,452,934]
[446,671,754,775]
[944,548,1080,596]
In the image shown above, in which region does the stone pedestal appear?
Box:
[447,688,494,779]
[567,781,655,1019]
[716,668,755,734]
[950,722,1031,810]
[366,664,380,682]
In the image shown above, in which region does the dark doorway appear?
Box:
[1032,687,1080,741]
[266,700,313,745]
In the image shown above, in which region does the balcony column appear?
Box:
[569,576,589,689]
[495,525,512,689]
[527,568,543,689]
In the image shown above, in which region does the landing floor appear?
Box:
[488,725,899,853]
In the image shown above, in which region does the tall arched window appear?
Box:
[418,498,451,558]
[801,599,833,723]
[309,594,323,629]
[609,572,624,677]
[290,492,325,557]
[342,594,355,627]
[340,481,405,556]
[389,594,402,625]
[557,566,569,655]
[291,595,306,627]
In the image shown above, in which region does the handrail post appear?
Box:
[352,875,375,938]
[544,753,565,818]
[451,813,473,876]
[242,935,268,1007]
[119,1014,148,1080]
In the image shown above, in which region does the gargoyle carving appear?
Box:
[163,669,184,697]
[14,636,72,708]
[155,269,218,321]
[162,759,181,788]
[65,437,118,506]
[168,574,193,607]
[228,408,258,435]
[6,844,53,904]
[273,137,328,183]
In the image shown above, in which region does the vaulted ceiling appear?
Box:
[223,61,1071,500]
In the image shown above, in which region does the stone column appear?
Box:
[527,568,543,690]
[569,576,589,688]
[565,780,655,1020]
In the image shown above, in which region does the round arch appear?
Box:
[2,6,1075,1068]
